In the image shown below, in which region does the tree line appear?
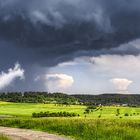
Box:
[0,92,78,104]
[0,92,140,106]
[72,94,140,106]
[32,111,80,118]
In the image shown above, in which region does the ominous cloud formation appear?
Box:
[1,0,140,67]
[0,0,140,92]
[0,63,24,90]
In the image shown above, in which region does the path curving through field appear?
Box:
[0,127,73,140]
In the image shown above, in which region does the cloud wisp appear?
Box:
[0,63,24,90]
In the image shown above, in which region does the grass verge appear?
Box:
[0,118,139,140]
[0,134,10,140]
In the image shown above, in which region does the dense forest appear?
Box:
[0,92,140,106]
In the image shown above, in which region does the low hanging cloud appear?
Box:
[45,73,74,92]
[0,63,24,90]
[110,78,133,91]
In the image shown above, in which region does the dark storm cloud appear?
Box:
[1,0,140,67]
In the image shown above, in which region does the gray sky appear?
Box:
[0,0,140,94]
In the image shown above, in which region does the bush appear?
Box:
[84,105,97,114]
[87,106,97,110]
[124,113,129,116]
[85,109,90,114]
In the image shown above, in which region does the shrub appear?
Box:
[84,105,97,114]
[124,113,129,116]
[85,109,90,114]
[133,113,136,115]
[87,106,97,110]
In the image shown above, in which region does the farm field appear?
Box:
[0,102,139,140]
[0,101,140,119]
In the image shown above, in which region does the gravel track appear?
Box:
[0,127,73,140]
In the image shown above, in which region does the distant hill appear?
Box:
[72,94,140,106]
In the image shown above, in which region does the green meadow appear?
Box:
[0,102,140,140]
[0,101,139,119]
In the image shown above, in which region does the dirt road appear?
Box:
[0,127,73,140]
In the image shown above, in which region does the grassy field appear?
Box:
[0,101,140,119]
[0,134,10,140]
[0,102,85,117]
[0,118,139,140]
[0,102,139,140]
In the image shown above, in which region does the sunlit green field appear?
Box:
[0,101,139,119]
[0,102,85,117]
[0,102,140,140]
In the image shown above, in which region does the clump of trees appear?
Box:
[84,105,97,114]
[32,111,80,118]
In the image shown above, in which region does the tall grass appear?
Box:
[0,134,10,140]
[0,118,139,140]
